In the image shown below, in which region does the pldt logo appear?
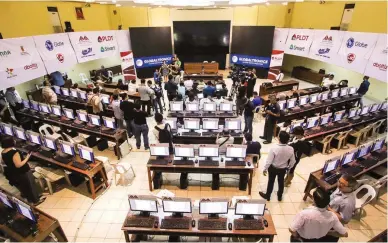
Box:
[291,34,309,41]
[98,36,114,42]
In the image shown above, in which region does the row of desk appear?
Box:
[259,80,300,96]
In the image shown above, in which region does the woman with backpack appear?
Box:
[153,113,174,154]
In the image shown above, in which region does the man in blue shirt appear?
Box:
[49,71,65,87]
[203,81,216,97]
[357,76,370,107]
[252,91,262,107]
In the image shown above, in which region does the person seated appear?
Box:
[174,93,183,102]
[197,80,206,92]
[275,71,285,82]
[214,93,224,106]
[277,92,287,101]
[200,93,212,110]
[219,83,228,97]
[184,78,194,91]
[71,83,81,92]
[244,133,261,164]
[321,74,337,88]
[216,129,234,153]
[178,82,186,100]
[203,81,216,97]
[185,91,197,104]
[191,83,201,96]
[117,79,126,91]
[252,92,262,108]
[100,65,111,82]
[128,80,138,94]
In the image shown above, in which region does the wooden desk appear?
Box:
[292,67,325,85]
[261,87,322,103]
[183,73,224,80]
[303,149,387,201]
[122,206,276,242]
[0,187,68,242]
[78,85,140,100]
[16,109,128,159]
[147,156,254,195]
[259,80,299,96]
[184,62,219,74]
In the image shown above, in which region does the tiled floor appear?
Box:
[0,73,385,242]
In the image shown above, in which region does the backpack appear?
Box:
[155,123,174,153]
[152,86,163,98]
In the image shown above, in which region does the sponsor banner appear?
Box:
[134,55,173,68]
[272,28,289,52]
[120,51,136,81]
[308,30,345,63]
[364,34,387,82]
[116,30,131,53]
[335,32,379,73]
[33,33,77,73]
[0,37,46,89]
[285,29,314,57]
[270,50,284,68]
[230,54,270,68]
[68,30,119,63]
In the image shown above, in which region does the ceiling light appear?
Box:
[116,3,121,7]
[295,0,304,2]
[282,2,288,5]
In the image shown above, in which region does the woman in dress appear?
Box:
[159,61,170,82]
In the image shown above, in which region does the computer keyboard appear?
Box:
[86,126,100,131]
[198,219,227,230]
[358,158,378,168]
[371,151,386,161]
[72,161,90,170]
[199,160,219,166]
[217,113,234,117]
[148,160,169,165]
[37,148,55,158]
[340,166,364,176]
[23,144,40,152]
[11,219,35,237]
[54,155,73,164]
[182,132,201,136]
[323,173,342,185]
[234,219,264,230]
[125,217,156,228]
[73,122,85,128]
[101,129,116,135]
[201,132,217,136]
[225,160,246,166]
[230,132,243,137]
[186,113,200,117]
[202,113,214,117]
[161,218,191,229]
[173,160,194,166]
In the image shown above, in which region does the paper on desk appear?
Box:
[231,196,250,208]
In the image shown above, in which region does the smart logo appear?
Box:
[100,46,116,52]
[347,53,356,63]
[136,59,143,67]
[290,44,305,51]
[291,34,309,41]
[98,36,114,42]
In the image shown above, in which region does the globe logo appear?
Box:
[136,59,143,67]
[231,56,238,63]
[346,38,355,48]
[45,40,54,51]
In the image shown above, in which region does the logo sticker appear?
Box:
[323,36,332,41]
[81,48,94,58]
[291,34,309,41]
[0,50,11,57]
[231,56,238,63]
[290,44,305,51]
[100,46,115,52]
[24,63,38,70]
[56,53,64,63]
[79,36,91,44]
[6,68,16,78]
[136,59,143,67]
[373,63,387,71]
[318,48,330,54]
[346,38,355,48]
[98,36,114,42]
[45,40,54,51]
[347,53,356,63]
[20,46,29,55]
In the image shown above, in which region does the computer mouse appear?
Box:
[191,220,196,228]
[221,157,224,163]
[195,159,198,164]
[154,221,159,228]
[247,162,251,167]
[228,223,232,230]
[263,219,268,228]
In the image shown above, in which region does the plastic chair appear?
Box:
[39,124,62,140]
[111,162,136,186]
[203,61,209,63]
[79,73,89,85]
[34,167,72,195]
[332,129,352,150]
[348,124,373,147]
[353,184,376,220]
[314,133,337,154]
[61,133,88,153]
[370,119,385,137]
[211,61,216,63]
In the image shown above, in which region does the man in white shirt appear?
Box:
[184,79,193,91]
[290,188,348,242]
[216,130,234,153]
[5,87,22,110]
[199,94,211,110]
[128,80,138,94]
[321,74,337,88]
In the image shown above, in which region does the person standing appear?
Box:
[252,92,262,108]
[42,81,57,105]
[321,74,337,88]
[154,69,161,84]
[236,80,247,115]
[242,97,255,135]
[329,175,357,224]
[357,76,370,107]
[111,94,124,129]
[289,188,348,242]
[246,69,257,98]
[120,93,135,138]
[128,80,138,94]
[87,87,103,115]
[160,61,170,82]
[260,94,280,144]
[164,75,178,107]
[149,80,164,114]
[5,87,23,111]
[259,131,296,201]
[133,103,149,150]
[138,79,153,116]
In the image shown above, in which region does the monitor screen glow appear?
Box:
[203,103,217,112]
[331,90,339,99]
[78,145,94,162]
[287,98,296,109]
[186,102,199,112]
[63,109,74,119]
[129,198,158,212]
[235,201,265,216]
[89,115,101,126]
[225,119,241,130]
[175,145,195,157]
[226,145,246,158]
[59,141,75,156]
[61,88,69,96]
[150,144,170,156]
[198,145,219,157]
[299,96,308,106]
[44,137,57,150]
[171,102,183,112]
[165,118,177,130]
[202,119,219,130]
[103,117,116,129]
[220,103,233,112]
[163,199,192,213]
[184,119,200,130]
[199,201,228,214]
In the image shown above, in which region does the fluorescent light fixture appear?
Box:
[295,0,304,2]
[229,0,267,4]
[282,2,288,5]
[116,3,121,6]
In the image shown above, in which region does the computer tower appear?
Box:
[179,172,188,189]
[153,172,163,189]
[239,174,248,191]
[212,173,220,190]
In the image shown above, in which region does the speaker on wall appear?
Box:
[64,21,74,32]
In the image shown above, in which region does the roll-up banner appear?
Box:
[0,37,46,89]
[68,30,119,63]
[308,30,345,63]
[285,29,314,57]
[116,30,136,81]
[268,28,289,80]
[134,55,173,69]
[33,33,78,73]
[230,54,270,68]
[364,34,387,82]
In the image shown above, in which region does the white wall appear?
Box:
[170,8,234,22]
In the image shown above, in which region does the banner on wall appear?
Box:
[364,34,387,82]
[116,30,131,52]
[0,37,46,89]
[68,30,119,63]
[308,30,345,63]
[335,31,379,73]
[272,28,289,52]
[285,29,314,57]
[134,55,173,69]
[120,51,136,81]
[33,33,77,73]
[230,54,270,68]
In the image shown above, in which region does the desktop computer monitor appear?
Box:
[198,144,219,158]
[357,142,373,159]
[43,135,57,151]
[320,113,331,125]
[299,96,308,106]
[12,197,37,223]
[320,91,329,101]
[199,198,228,215]
[278,101,286,110]
[348,107,359,119]
[78,144,95,163]
[53,86,61,95]
[379,101,387,111]
[88,114,101,126]
[26,131,42,145]
[174,144,195,158]
[128,195,158,216]
[203,102,217,112]
[1,123,14,136]
[79,90,87,100]
[322,156,340,174]
[216,84,222,90]
[371,137,385,152]
[165,118,177,130]
[63,108,75,120]
[70,88,78,98]
[341,149,358,166]
[225,118,241,131]
[31,101,40,112]
[150,143,170,157]
[61,87,70,96]
[370,103,380,113]
[305,116,319,129]
[100,94,110,105]
[290,119,305,133]
[359,105,370,116]
[235,199,266,217]
[103,116,116,129]
[219,102,233,112]
[0,191,14,209]
[22,99,30,109]
[183,118,200,131]
[77,110,89,122]
[58,140,75,157]
[339,87,348,97]
[197,93,204,99]
[13,126,26,141]
[170,101,184,112]
[39,103,51,114]
[186,102,199,112]
[226,144,247,159]
[162,197,192,216]
[331,89,339,99]
[348,87,357,95]
[333,110,345,122]
[287,98,297,109]
[51,105,62,117]
[202,118,219,130]
[309,94,319,104]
